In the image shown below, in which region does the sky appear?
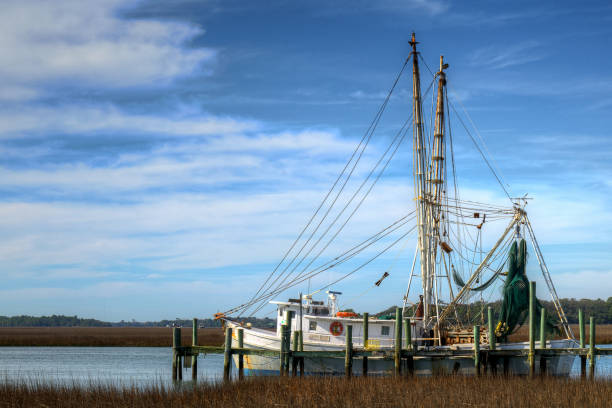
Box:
[1,0,611,321]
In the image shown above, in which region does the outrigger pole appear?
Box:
[524,216,574,339]
[436,210,522,328]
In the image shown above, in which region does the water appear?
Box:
[0,346,610,387]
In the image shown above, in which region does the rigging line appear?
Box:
[225,213,416,316]
[247,222,418,316]
[340,226,414,309]
[242,57,412,314]
[446,99,512,201]
[451,90,512,199]
[275,212,416,293]
[279,118,412,291]
[250,119,412,316]
[244,60,412,315]
[421,52,510,203]
[308,225,418,299]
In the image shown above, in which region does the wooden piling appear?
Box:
[237,328,244,380]
[298,330,304,376]
[394,307,401,376]
[589,316,596,378]
[362,312,368,376]
[404,317,414,375]
[539,308,547,375]
[292,331,299,376]
[579,309,586,378]
[279,325,287,375]
[345,325,353,378]
[487,307,495,351]
[172,327,180,381]
[473,325,480,376]
[192,319,198,381]
[223,327,232,381]
[528,281,536,377]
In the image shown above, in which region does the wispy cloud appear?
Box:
[0,0,215,97]
[468,41,545,70]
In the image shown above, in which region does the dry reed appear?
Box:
[0,376,610,408]
[0,327,224,347]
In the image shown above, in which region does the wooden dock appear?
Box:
[172,283,611,381]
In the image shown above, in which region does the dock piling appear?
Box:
[528,281,536,377]
[345,324,353,377]
[192,319,198,381]
[237,328,244,380]
[292,331,299,376]
[589,316,596,378]
[394,307,401,376]
[539,308,547,375]
[404,317,414,375]
[579,309,586,378]
[172,327,181,381]
[473,325,480,376]
[362,312,368,376]
[487,307,495,351]
[223,327,232,381]
[298,330,304,376]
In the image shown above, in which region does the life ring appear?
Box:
[336,311,358,318]
[329,321,344,336]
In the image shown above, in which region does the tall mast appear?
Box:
[427,56,448,333]
[409,33,432,324]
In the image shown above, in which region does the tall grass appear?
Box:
[0,376,609,407]
[0,327,224,347]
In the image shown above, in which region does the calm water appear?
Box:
[0,346,610,387]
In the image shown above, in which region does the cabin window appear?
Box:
[289,311,296,319]
[381,326,390,336]
[309,321,317,331]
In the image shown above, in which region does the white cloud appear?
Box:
[0,105,258,137]
[468,41,545,70]
[0,0,214,92]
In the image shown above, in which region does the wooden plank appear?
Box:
[345,325,353,378]
[237,328,244,380]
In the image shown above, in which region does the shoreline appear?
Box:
[0,324,610,347]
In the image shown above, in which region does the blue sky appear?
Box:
[1,0,611,321]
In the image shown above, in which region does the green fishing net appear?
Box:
[495,239,559,341]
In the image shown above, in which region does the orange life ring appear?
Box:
[329,321,344,336]
[336,311,358,318]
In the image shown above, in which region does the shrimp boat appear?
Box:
[218,34,577,376]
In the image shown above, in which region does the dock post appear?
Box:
[528,281,536,378]
[474,325,480,376]
[279,324,287,375]
[172,327,181,381]
[292,331,299,376]
[487,307,495,351]
[284,311,292,374]
[192,318,198,381]
[405,317,414,375]
[394,307,401,376]
[589,317,596,379]
[362,312,369,377]
[223,327,232,382]
[579,309,586,378]
[487,307,496,375]
[299,330,304,376]
[345,324,353,378]
[237,328,244,380]
[539,308,547,375]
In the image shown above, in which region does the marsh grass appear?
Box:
[0,376,610,408]
[0,327,224,347]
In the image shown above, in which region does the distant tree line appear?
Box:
[0,298,609,327]
[376,297,612,324]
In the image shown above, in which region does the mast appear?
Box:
[409,33,432,324]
